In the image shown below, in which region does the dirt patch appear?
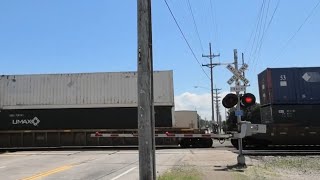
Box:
[236,156,320,180]
[167,148,320,180]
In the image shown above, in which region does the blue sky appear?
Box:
[1,0,319,120]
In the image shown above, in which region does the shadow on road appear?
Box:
[213,164,250,172]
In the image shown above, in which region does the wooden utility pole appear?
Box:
[137,0,156,179]
[213,88,221,133]
[202,43,220,133]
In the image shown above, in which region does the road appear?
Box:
[0,141,234,180]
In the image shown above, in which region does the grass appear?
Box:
[158,167,202,180]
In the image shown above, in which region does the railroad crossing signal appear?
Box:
[222,93,256,109]
[227,63,250,85]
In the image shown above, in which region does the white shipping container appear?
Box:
[0,71,174,109]
[174,111,199,129]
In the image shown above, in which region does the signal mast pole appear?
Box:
[234,49,245,166]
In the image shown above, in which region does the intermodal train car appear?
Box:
[231,67,320,148]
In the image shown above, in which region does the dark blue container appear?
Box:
[258,67,320,105]
[258,68,297,105]
[295,67,320,104]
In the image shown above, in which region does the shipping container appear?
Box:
[0,106,173,130]
[0,71,174,109]
[174,111,199,129]
[258,68,297,105]
[258,67,320,105]
[260,104,320,125]
[294,67,320,103]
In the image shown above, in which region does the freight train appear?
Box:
[0,71,226,149]
[230,67,320,148]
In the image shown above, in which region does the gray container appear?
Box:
[258,67,320,105]
[174,111,199,129]
[0,71,174,109]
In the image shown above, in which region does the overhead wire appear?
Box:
[253,0,280,71]
[187,0,204,53]
[164,0,211,80]
[252,0,271,71]
[272,0,320,63]
[248,0,266,65]
[244,0,267,57]
[253,0,269,61]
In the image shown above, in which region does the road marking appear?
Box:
[21,165,73,180]
[0,166,6,169]
[110,167,137,180]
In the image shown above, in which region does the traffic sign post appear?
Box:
[230,85,246,92]
[226,63,250,86]
[229,49,247,166]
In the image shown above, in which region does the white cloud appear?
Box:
[174,91,229,121]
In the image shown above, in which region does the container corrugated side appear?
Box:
[259,67,320,105]
[258,68,306,105]
[260,104,320,125]
[0,71,174,109]
[174,111,198,129]
[295,67,320,104]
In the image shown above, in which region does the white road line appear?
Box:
[0,166,6,169]
[110,167,137,180]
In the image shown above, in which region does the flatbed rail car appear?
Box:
[0,71,232,149]
[0,128,230,149]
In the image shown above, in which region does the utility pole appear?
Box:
[202,43,220,133]
[213,88,221,133]
[234,49,245,166]
[137,0,156,179]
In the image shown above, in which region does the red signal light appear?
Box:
[245,97,253,103]
[241,93,256,107]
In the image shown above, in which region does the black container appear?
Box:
[258,67,320,106]
[260,104,320,125]
[0,106,173,130]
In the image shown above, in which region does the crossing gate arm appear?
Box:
[91,132,231,139]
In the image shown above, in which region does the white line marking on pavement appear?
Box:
[110,167,137,180]
[0,166,6,169]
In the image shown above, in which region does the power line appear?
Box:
[244,0,266,56]
[253,0,280,71]
[272,0,320,63]
[164,0,210,80]
[248,0,266,65]
[252,0,271,70]
[187,0,204,53]
[251,0,269,63]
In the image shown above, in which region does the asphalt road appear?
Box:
[0,141,233,180]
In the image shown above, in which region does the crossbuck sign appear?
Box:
[227,63,250,85]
